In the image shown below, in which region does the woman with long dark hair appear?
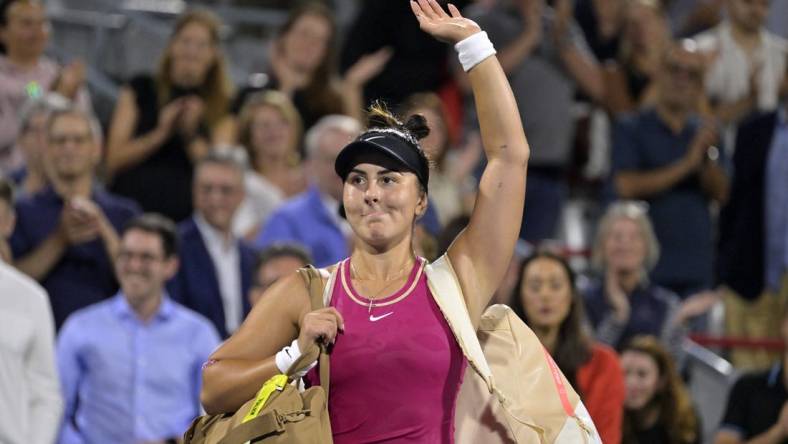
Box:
[200,1,533,441]
[232,2,391,131]
[621,335,700,444]
[512,250,626,444]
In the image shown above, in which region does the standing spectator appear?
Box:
[168,150,256,338]
[232,2,390,129]
[57,213,221,444]
[0,0,91,174]
[693,0,786,127]
[717,92,788,370]
[512,250,625,444]
[603,0,671,115]
[611,40,729,296]
[621,335,700,444]
[106,9,234,222]
[10,94,68,196]
[255,115,360,267]
[466,0,605,243]
[10,107,139,329]
[0,176,62,444]
[583,201,713,355]
[339,0,471,110]
[248,242,312,306]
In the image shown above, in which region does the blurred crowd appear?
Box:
[0,0,786,443]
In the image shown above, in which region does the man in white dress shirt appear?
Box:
[0,176,62,444]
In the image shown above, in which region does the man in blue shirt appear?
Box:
[611,40,729,297]
[255,115,361,267]
[56,213,220,444]
[10,106,139,329]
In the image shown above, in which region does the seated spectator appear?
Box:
[694,0,786,128]
[255,115,360,267]
[621,335,701,444]
[0,0,91,174]
[583,201,712,356]
[10,106,139,329]
[237,90,305,197]
[466,0,605,243]
[168,150,256,338]
[106,9,234,222]
[716,51,788,371]
[611,40,729,296]
[57,213,220,444]
[10,93,69,196]
[248,242,312,306]
[0,176,62,444]
[512,250,625,444]
[603,0,671,115]
[232,2,389,128]
[714,306,788,444]
[400,92,481,227]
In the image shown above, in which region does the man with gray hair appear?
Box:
[254,115,361,267]
[10,106,140,329]
[9,93,69,195]
[168,149,257,338]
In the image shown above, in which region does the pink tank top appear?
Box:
[307,257,467,443]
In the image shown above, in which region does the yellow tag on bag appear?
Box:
[242,374,289,423]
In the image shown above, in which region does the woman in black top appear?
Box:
[621,336,701,444]
[106,9,233,222]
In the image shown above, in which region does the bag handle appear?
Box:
[294,266,331,398]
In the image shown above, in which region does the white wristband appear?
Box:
[275,339,318,377]
[454,31,496,72]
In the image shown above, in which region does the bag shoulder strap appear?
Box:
[296,265,331,398]
[424,254,495,393]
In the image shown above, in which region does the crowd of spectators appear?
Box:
[0,0,785,443]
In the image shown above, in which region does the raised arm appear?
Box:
[412,0,529,326]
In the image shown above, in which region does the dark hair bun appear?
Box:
[404,114,430,140]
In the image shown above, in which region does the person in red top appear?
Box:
[512,250,626,444]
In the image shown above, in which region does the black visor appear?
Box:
[334,130,429,190]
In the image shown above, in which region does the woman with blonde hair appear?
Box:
[106,9,234,222]
[621,335,700,444]
[236,90,306,197]
[583,201,710,357]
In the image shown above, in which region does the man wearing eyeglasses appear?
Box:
[56,213,220,444]
[611,40,729,299]
[9,106,140,330]
[167,149,256,338]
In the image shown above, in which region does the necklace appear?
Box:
[350,259,414,313]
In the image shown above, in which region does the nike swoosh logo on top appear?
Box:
[369,312,394,322]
